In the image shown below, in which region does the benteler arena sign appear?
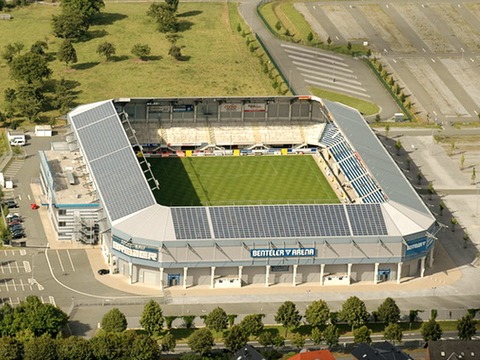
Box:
[250,248,316,258]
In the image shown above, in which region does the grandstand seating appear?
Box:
[319,123,386,204]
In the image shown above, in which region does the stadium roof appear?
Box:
[71,97,435,244]
[68,100,156,221]
[324,100,431,217]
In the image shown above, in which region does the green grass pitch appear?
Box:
[150,155,340,206]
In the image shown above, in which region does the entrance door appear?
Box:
[167,273,181,287]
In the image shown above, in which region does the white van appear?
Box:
[10,138,26,146]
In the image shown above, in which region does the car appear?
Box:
[9,225,24,232]
[11,231,24,239]
[4,200,18,209]
[6,213,20,219]
[7,219,22,226]
[97,269,109,275]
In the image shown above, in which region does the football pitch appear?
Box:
[150,155,340,206]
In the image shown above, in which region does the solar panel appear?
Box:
[346,204,387,236]
[70,101,156,222]
[209,204,351,240]
[90,147,156,221]
[171,207,211,239]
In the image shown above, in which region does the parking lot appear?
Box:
[298,0,480,123]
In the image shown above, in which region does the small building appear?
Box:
[38,142,99,242]
[232,344,265,360]
[7,130,26,146]
[35,125,53,137]
[352,341,412,360]
[427,341,480,360]
[288,349,336,360]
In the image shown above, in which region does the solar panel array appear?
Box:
[345,204,387,236]
[170,204,387,240]
[70,101,156,221]
[171,207,212,239]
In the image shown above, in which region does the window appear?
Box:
[59,209,67,215]
[59,221,66,227]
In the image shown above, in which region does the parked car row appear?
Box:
[6,212,25,239]
[3,200,18,209]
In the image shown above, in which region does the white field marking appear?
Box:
[56,250,65,272]
[67,250,75,271]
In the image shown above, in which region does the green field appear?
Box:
[0,2,274,124]
[150,155,339,206]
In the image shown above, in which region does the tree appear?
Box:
[339,296,369,331]
[291,333,305,349]
[166,33,183,60]
[274,301,301,337]
[305,300,330,328]
[383,323,403,344]
[239,313,264,338]
[457,314,477,341]
[131,44,151,60]
[30,41,48,56]
[56,336,94,360]
[182,315,195,329]
[130,333,162,360]
[204,307,228,333]
[58,40,77,69]
[224,324,248,353]
[327,36,332,47]
[52,11,90,39]
[23,334,57,360]
[323,324,340,348]
[307,32,314,42]
[395,139,402,155]
[188,328,214,356]
[0,0,5,11]
[347,42,352,51]
[421,318,442,341]
[451,217,457,232]
[53,78,75,113]
[161,332,176,353]
[275,21,282,31]
[384,124,390,138]
[311,327,322,345]
[0,336,23,360]
[353,325,372,344]
[377,297,401,325]
[2,42,24,64]
[165,316,177,329]
[101,308,127,332]
[96,42,116,61]
[165,0,179,12]
[90,332,130,360]
[471,167,476,185]
[147,3,178,33]
[61,0,105,22]
[140,299,164,336]
[10,52,52,85]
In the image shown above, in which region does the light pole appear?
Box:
[432,286,437,296]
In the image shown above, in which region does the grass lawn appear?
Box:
[150,155,339,206]
[310,87,380,116]
[0,2,274,123]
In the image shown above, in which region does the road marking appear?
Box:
[386,4,389,8]
[433,111,438,116]
[12,279,17,291]
[15,261,19,273]
[67,250,75,272]
[335,36,339,40]
[9,298,12,306]
[422,4,425,8]
[19,279,25,291]
[20,250,26,256]
[18,195,21,201]
[37,283,44,291]
[24,261,31,273]
[49,296,56,306]
[41,295,45,303]
[1,264,4,274]
[7,262,12,273]
[431,58,436,62]
[392,58,397,63]
[422,48,426,52]
[5,280,9,292]
[470,58,475,62]
[27,194,31,200]
[384,48,388,53]
[57,250,65,272]
[461,47,465,52]
[474,110,478,115]
[313,5,315,9]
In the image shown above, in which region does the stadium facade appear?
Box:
[40,96,439,288]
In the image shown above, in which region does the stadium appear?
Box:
[40,96,439,288]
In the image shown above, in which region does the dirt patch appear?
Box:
[432,3,480,51]
[322,5,367,41]
[440,57,480,108]
[359,4,416,53]
[394,3,455,53]
[402,58,468,117]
